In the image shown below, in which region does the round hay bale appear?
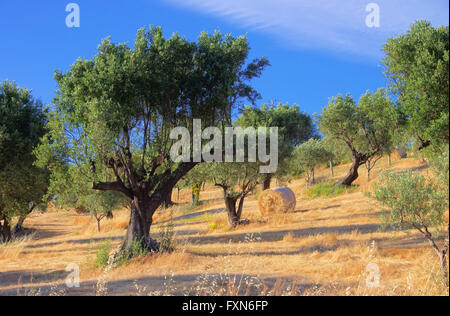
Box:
[258,187,296,216]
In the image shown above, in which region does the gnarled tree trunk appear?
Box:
[12,205,36,237]
[224,195,246,228]
[418,138,431,151]
[94,160,198,258]
[261,174,272,191]
[0,214,12,244]
[122,197,158,254]
[161,188,174,208]
[225,197,240,228]
[339,154,366,186]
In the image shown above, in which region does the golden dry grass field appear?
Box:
[0,155,448,296]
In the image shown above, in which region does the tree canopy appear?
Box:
[37,27,269,253]
[236,103,315,189]
[0,80,48,242]
[293,138,333,185]
[318,89,399,186]
[383,20,449,151]
[371,149,449,284]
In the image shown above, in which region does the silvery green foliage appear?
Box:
[371,154,449,285]
[372,170,447,231]
[0,81,49,233]
[383,20,449,150]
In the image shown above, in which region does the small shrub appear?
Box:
[95,240,112,268]
[205,213,228,232]
[115,238,151,266]
[208,223,219,231]
[130,237,151,257]
[370,165,449,289]
[159,222,175,254]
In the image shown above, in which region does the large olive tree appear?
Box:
[383,20,449,151]
[0,81,48,242]
[37,27,269,254]
[318,90,399,186]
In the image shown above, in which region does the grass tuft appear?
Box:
[306,181,357,199]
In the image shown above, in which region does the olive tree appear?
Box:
[236,103,315,190]
[383,20,449,151]
[0,81,48,242]
[210,162,261,228]
[293,138,333,185]
[318,89,399,186]
[321,137,352,178]
[78,190,124,233]
[36,27,269,254]
[182,164,210,207]
[371,150,449,286]
[47,162,125,233]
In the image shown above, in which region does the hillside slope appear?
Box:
[0,155,447,296]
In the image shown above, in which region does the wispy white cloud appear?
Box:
[164,0,449,59]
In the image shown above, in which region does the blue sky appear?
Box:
[0,0,448,116]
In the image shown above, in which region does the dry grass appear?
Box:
[74,210,129,235]
[0,154,448,296]
[0,232,37,260]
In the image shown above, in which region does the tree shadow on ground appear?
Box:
[187,233,432,258]
[1,272,317,296]
[294,204,341,213]
[183,223,395,245]
[307,211,385,223]
[156,208,225,225]
[23,236,124,250]
[189,239,355,257]
[0,269,69,291]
